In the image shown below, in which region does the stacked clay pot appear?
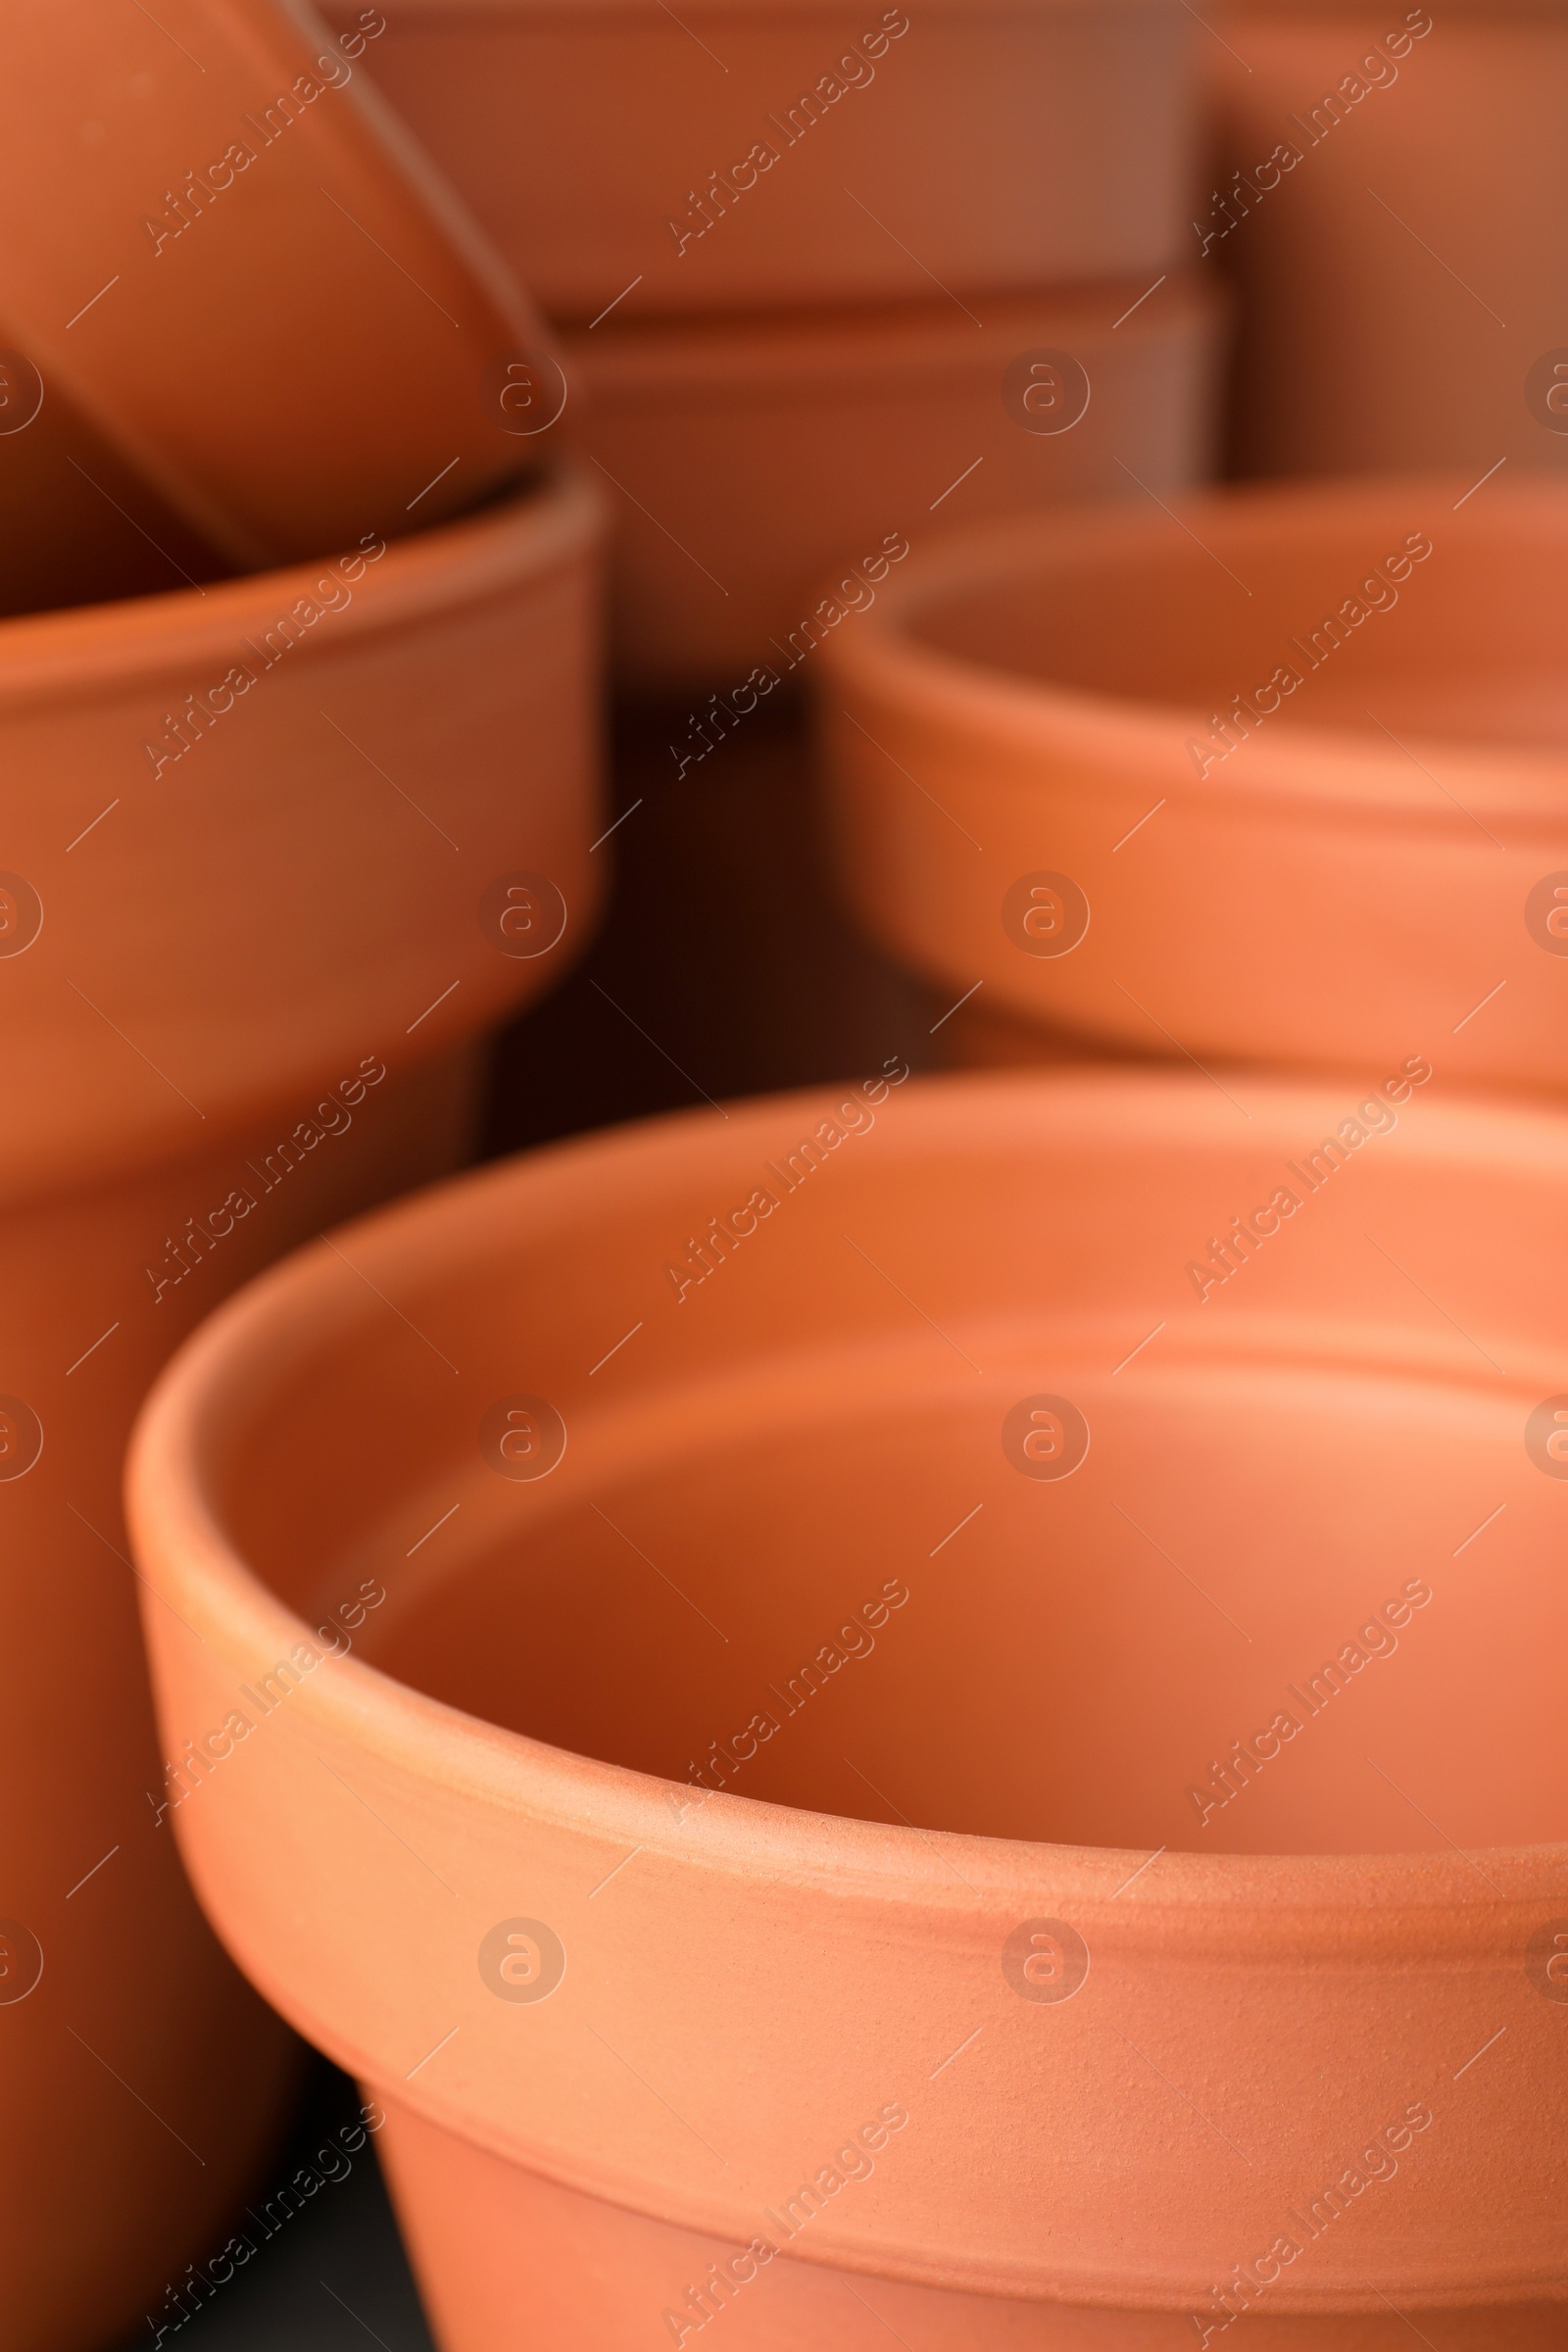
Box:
[0,4,603,2344]
[129,1069,1568,2348]
[1200,0,1568,483]
[327,0,1219,676]
[328,0,1225,1111]
[816,471,1568,1095]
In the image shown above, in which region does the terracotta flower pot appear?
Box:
[0,0,562,569]
[818,472,1568,1095]
[323,0,1196,322]
[560,274,1224,687]
[0,464,604,2349]
[0,1045,483,2352]
[0,463,605,1196]
[1202,1,1568,481]
[129,1069,1568,2348]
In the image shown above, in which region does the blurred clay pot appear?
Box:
[130,1070,1568,2348]
[0,1046,484,2352]
[0,466,604,2349]
[819,473,1568,1095]
[1203,1,1568,480]
[0,357,227,621]
[0,465,605,1200]
[324,0,1195,321]
[0,0,561,567]
[562,274,1223,686]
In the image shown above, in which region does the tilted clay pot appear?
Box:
[1201,0,1568,481]
[0,358,227,622]
[323,0,1196,322]
[129,1070,1568,2347]
[818,473,1568,1094]
[0,0,562,568]
[560,274,1224,686]
[0,466,604,2350]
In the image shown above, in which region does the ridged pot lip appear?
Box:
[818,472,1568,825]
[127,1068,1568,1947]
[561,274,1214,402]
[0,462,604,716]
[334,0,1182,23]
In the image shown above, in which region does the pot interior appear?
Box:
[901,491,1568,753]
[211,1084,1568,1862]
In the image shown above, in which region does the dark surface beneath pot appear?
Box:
[112,2060,435,2352]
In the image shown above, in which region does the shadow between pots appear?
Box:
[109,2060,435,2352]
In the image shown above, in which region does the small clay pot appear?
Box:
[560,275,1224,685]
[324,0,1196,321]
[1203,1,1568,480]
[0,464,605,1205]
[0,0,561,567]
[818,473,1568,1094]
[129,1071,1568,2347]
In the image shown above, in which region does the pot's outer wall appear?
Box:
[128,1076,1568,2317]
[0,469,606,1211]
[321,0,1196,319]
[820,477,1568,1098]
[0,1049,481,2352]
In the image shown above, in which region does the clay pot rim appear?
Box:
[352,0,1172,20]
[820,473,1568,823]
[127,1069,1568,1947]
[563,274,1216,402]
[0,464,603,719]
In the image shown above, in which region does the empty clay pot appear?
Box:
[818,472,1568,1095]
[129,1069,1568,2347]
[0,463,605,1203]
[561,274,1224,685]
[1202,1,1568,481]
[0,0,562,567]
[323,0,1196,321]
[0,464,604,2348]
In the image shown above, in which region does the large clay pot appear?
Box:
[0,466,604,1194]
[1202,0,1568,482]
[0,466,604,2351]
[323,0,1196,321]
[560,275,1224,686]
[129,1070,1568,2348]
[818,472,1568,1095]
[0,0,560,568]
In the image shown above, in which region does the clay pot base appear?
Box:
[377,2103,1567,2352]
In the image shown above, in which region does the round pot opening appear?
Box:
[894,480,1568,756]
[189,1079,1568,1869]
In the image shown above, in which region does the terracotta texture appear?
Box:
[323,0,1196,321]
[129,1071,1568,2345]
[0,464,605,1206]
[1,1047,484,2352]
[1203,1,1568,481]
[561,274,1224,685]
[0,0,560,569]
[0,462,603,2347]
[818,473,1568,1095]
